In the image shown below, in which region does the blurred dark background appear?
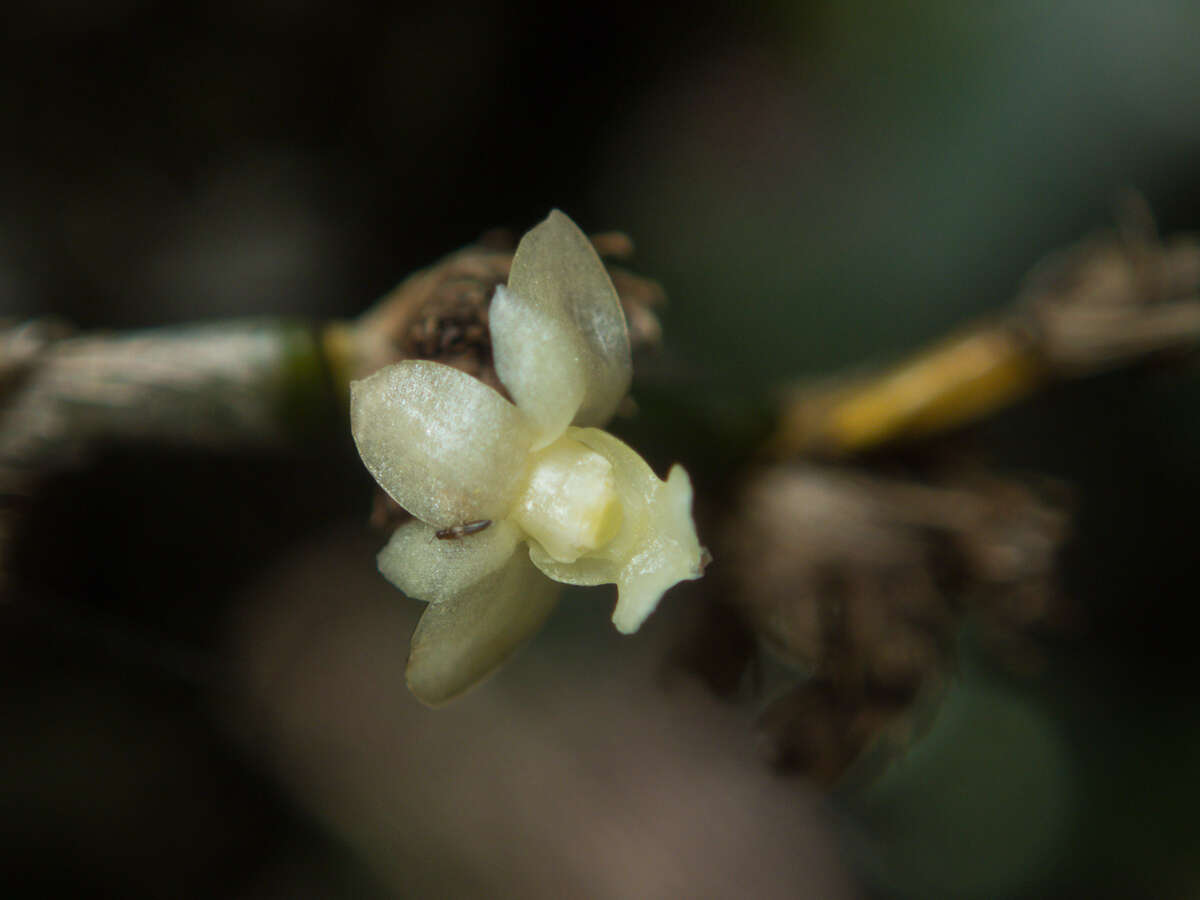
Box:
[4,1,1200,897]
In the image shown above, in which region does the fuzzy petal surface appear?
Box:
[405,549,559,706]
[378,518,523,604]
[350,360,536,528]
[491,210,632,443]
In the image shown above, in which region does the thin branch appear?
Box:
[766,229,1200,458]
[0,231,667,581]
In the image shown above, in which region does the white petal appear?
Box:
[491,210,632,443]
[405,549,559,706]
[350,360,536,528]
[528,426,705,634]
[378,518,522,604]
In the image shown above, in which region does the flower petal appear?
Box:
[378,518,522,604]
[491,210,632,443]
[528,426,705,634]
[350,360,537,528]
[405,549,559,706]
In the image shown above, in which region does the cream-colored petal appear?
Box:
[350,360,537,528]
[491,210,632,443]
[528,426,705,634]
[405,548,559,706]
[490,284,585,444]
[378,518,522,604]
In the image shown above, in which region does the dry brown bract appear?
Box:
[714,463,1068,782]
[335,229,666,398]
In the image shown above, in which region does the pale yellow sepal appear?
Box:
[492,209,632,441]
[406,548,559,706]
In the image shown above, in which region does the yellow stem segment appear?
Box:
[768,321,1046,457]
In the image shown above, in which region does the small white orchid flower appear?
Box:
[350,210,705,705]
